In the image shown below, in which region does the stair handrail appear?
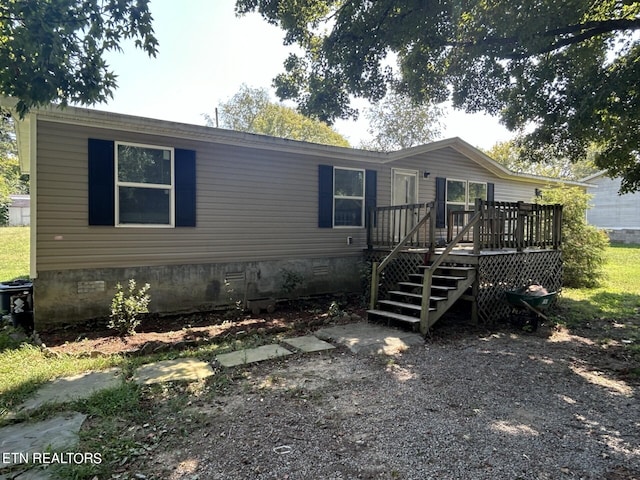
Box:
[419,210,482,334]
[369,202,434,310]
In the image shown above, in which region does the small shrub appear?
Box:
[539,186,609,288]
[0,325,26,351]
[223,280,244,319]
[108,279,151,335]
[280,268,303,297]
[0,201,9,227]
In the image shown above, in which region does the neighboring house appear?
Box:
[582,171,640,244]
[5,101,588,328]
[8,194,30,226]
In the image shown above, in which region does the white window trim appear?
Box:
[446,179,488,209]
[445,179,488,226]
[446,178,467,206]
[333,166,365,228]
[114,141,175,228]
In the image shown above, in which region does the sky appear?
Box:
[102,0,514,150]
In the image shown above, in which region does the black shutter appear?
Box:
[318,165,334,228]
[435,177,446,228]
[88,138,115,226]
[487,182,495,202]
[365,169,377,227]
[175,148,197,227]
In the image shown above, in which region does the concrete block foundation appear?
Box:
[33,256,364,329]
[606,229,640,245]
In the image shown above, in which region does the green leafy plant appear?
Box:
[539,186,609,288]
[0,325,26,352]
[223,279,244,319]
[108,279,151,336]
[280,268,303,297]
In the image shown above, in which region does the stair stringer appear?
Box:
[422,269,476,333]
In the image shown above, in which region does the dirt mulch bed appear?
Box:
[37,298,365,357]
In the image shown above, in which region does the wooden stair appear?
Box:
[367,261,476,332]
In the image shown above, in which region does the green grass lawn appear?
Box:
[558,244,640,323]
[0,226,30,281]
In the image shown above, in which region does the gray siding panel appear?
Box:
[587,175,640,229]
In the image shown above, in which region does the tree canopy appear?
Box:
[236,0,640,192]
[206,85,350,147]
[0,0,158,117]
[486,141,598,180]
[359,90,442,151]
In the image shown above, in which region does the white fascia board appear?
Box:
[15,114,36,174]
[580,170,607,183]
[1,96,35,174]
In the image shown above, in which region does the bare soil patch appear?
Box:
[38,298,362,356]
[95,319,639,480]
[36,302,640,479]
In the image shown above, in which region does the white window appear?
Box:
[115,142,175,227]
[334,167,365,227]
[446,179,487,225]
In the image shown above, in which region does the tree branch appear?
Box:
[456,18,640,59]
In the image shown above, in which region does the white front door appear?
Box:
[391,169,419,240]
[392,169,418,206]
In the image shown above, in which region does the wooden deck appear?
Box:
[366,200,563,335]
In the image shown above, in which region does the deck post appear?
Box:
[429,205,436,251]
[369,261,380,310]
[473,199,482,254]
[554,204,563,249]
[420,268,432,335]
[516,202,525,251]
[471,280,479,324]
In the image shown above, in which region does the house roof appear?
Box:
[580,170,608,183]
[385,137,590,186]
[0,96,590,187]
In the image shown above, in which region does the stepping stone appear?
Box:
[15,368,121,414]
[133,358,214,385]
[0,412,86,470]
[3,469,53,479]
[282,335,335,353]
[316,322,423,355]
[216,344,293,367]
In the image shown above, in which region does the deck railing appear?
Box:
[369,204,434,311]
[447,200,563,252]
[367,202,434,250]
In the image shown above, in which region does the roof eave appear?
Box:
[3,98,386,164]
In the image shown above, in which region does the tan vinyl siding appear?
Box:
[376,147,545,207]
[36,120,369,271]
[36,118,554,273]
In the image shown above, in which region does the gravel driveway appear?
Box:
[137,327,639,480]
